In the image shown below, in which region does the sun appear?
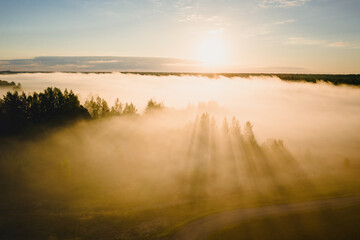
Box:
[197,36,226,66]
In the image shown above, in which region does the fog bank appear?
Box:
[1,72,359,161]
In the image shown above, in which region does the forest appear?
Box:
[0,87,164,137]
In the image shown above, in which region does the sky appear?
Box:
[0,0,359,73]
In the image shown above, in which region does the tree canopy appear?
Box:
[84,96,137,118]
[0,87,90,136]
[144,99,164,113]
[1,88,158,137]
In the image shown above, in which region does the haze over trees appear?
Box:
[0,79,22,90]
[84,95,141,119]
[0,82,359,240]
[0,88,162,137]
[145,99,164,113]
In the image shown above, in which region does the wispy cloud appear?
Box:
[285,37,358,49]
[260,0,311,8]
[173,0,199,9]
[177,14,221,23]
[285,37,324,45]
[327,41,350,48]
[242,19,295,38]
[87,60,120,63]
[273,19,296,25]
[0,57,200,72]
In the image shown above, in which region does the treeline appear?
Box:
[0,88,90,136]
[84,96,163,118]
[1,72,359,86]
[0,87,164,136]
[0,79,22,90]
[273,74,360,85]
[121,72,360,86]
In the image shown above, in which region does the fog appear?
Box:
[2,72,360,161]
[1,73,359,212]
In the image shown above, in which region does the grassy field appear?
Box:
[208,204,360,240]
[1,186,358,240]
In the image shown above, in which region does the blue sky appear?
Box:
[0,0,359,73]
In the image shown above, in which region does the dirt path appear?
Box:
[171,195,360,240]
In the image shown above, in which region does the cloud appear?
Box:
[0,56,314,73]
[0,56,200,72]
[328,41,350,48]
[173,0,198,10]
[285,37,357,48]
[177,14,221,23]
[247,66,309,73]
[242,19,295,38]
[273,19,296,25]
[87,60,120,63]
[260,0,311,8]
[285,37,324,45]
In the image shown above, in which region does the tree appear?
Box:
[84,96,137,117]
[84,96,110,119]
[144,99,163,113]
[244,121,255,142]
[123,103,137,115]
[110,98,123,116]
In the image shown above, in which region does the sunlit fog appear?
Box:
[2,72,359,161]
[1,73,359,239]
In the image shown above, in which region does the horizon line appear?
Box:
[1,70,359,75]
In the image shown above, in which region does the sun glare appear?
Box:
[197,37,227,66]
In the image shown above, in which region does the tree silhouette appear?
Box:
[0,87,90,136]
